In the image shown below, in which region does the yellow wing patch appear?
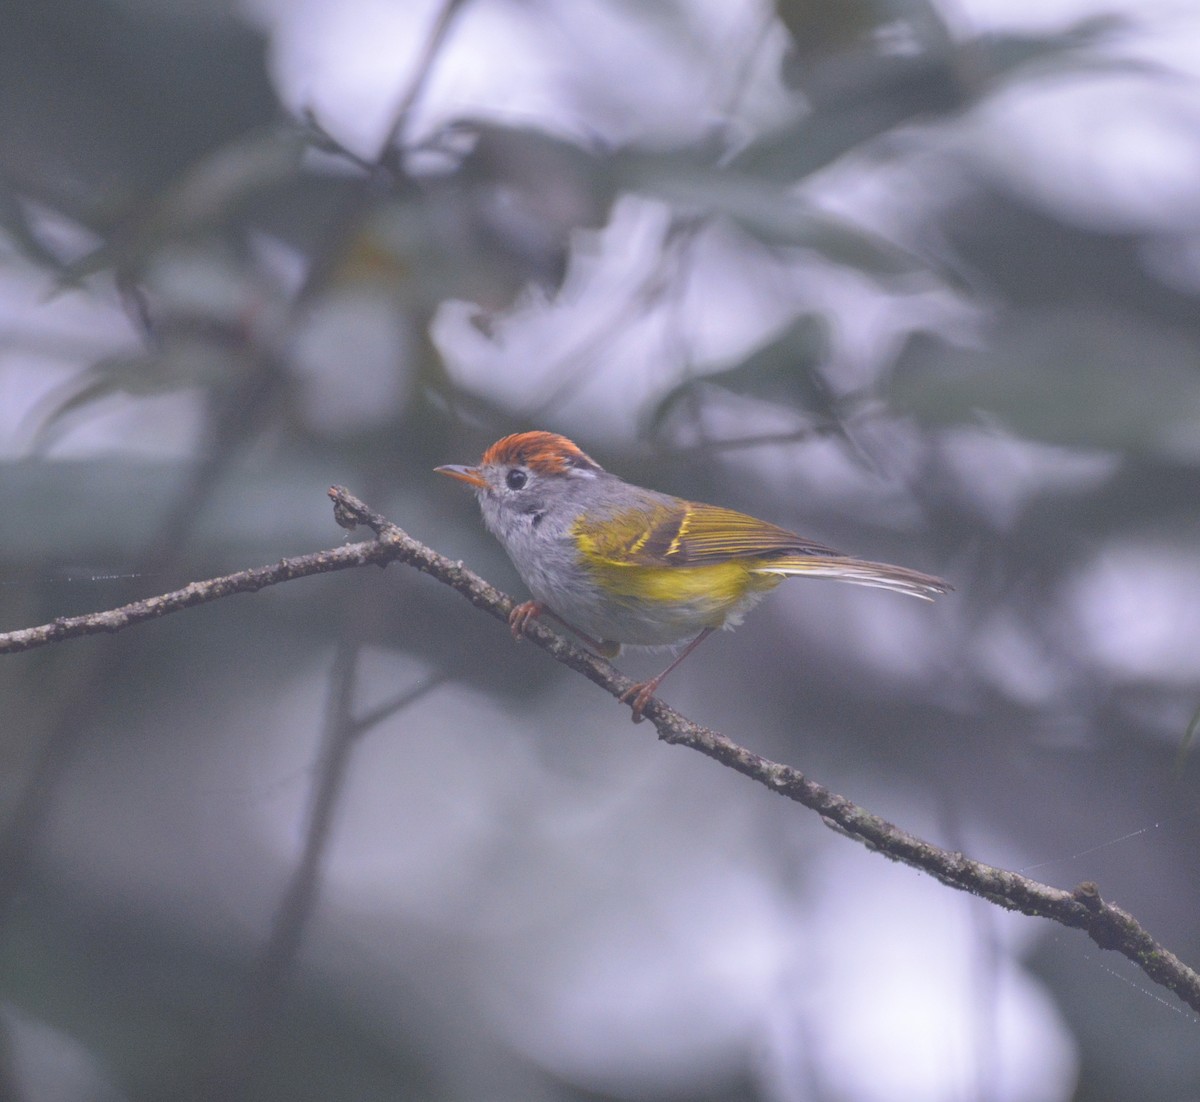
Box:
[574,501,842,568]
[569,499,949,614]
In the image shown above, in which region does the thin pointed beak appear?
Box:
[435,463,487,489]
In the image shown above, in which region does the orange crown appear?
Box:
[481,432,604,475]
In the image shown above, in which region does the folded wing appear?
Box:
[588,501,950,601]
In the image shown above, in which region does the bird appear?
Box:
[437,431,951,720]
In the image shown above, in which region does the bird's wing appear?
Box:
[582,502,843,567]
[576,501,952,600]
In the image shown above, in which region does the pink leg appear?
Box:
[620,627,715,723]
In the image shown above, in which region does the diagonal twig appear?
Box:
[2,485,1198,1015]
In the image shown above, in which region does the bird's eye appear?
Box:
[505,469,528,490]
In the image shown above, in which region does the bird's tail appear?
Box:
[751,556,952,602]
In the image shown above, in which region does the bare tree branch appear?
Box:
[0,536,391,656]
[2,485,1198,1015]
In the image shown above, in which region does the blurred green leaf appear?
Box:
[619,150,931,273]
[774,0,889,56]
[978,15,1134,76]
[1177,701,1200,772]
[62,127,307,284]
[741,56,965,180]
[0,179,69,271]
[891,310,1200,459]
[27,337,248,453]
[650,315,833,431]
[754,13,1140,185]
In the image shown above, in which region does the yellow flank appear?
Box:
[573,512,783,621]
[605,558,776,607]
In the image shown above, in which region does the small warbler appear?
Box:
[438,431,951,720]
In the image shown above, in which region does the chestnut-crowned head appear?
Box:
[436,432,601,495]
[436,432,611,538]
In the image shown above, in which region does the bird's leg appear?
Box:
[508,600,544,640]
[508,601,617,656]
[620,627,715,723]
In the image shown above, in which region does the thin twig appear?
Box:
[0,540,391,656]
[378,0,469,162]
[322,490,1200,1018]
[2,486,1198,1015]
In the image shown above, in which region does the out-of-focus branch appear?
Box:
[2,486,1198,1016]
[202,618,445,1100]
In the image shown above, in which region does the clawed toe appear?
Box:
[619,681,656,723]
[508,600,541,640]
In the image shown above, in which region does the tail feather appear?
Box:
[752,556,952,602]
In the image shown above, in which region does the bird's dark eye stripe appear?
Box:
[506,468,528,490]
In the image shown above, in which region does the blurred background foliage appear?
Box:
[1,0,1199,1099]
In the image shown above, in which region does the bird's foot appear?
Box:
[508,602,616,657]
[618,679,659,724]
[508,600,543,641]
